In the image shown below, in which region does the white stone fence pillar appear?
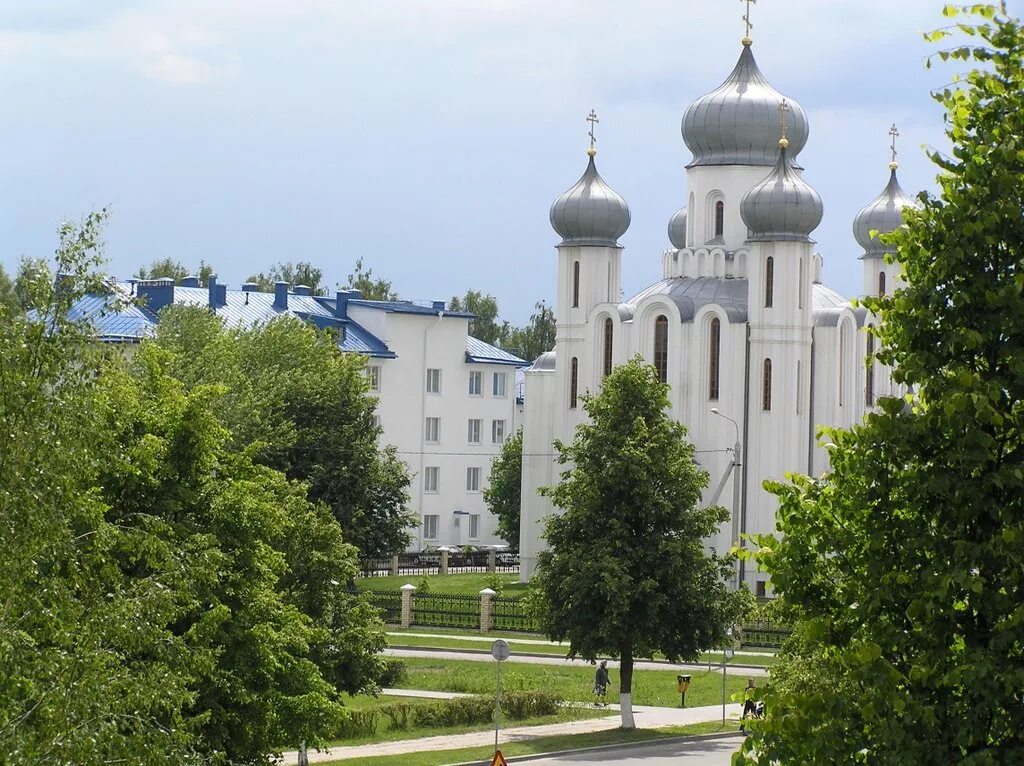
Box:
[400,583,416,628]
[479,588,496,633]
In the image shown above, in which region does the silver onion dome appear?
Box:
[667,207,687,249]
[852,165,916,257]
[682,43,809,167]
[550,149,631,247]
[740,142,823,242]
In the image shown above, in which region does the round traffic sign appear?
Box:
[491,639,510,661]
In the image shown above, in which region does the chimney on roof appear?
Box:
[180,275,200,287]
[242,282,259,292]
[138,277,175,312]
[207,275,226,308]
[293,284,312,296]
[432,300,446,312]
[335,290,350,319]
[274,281,289,310]
[348,289,363,300]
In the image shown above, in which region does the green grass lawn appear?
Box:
[397,657,748,708]
[316,720,741,765]
[386,631,780,668]
[357,572,528,595]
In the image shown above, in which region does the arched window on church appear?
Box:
[708,317,721,400]
[570,357,579,409]
[714,201,725,239]
[866,328,875,406]
[839,320,850,407]
[762,358,773,411]
[654,315,668,384]
[765,257,774,308]
[603,318,614,378]
[572,261,580,308]
[878,271,886,297]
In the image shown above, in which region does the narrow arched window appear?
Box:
[762,358,772,411]
[653,315,669,384]
[866,328,875,406]
[714,200,725,238]
[839,321,850,407]
[570,357,578,409]
[572,261,580,308]
[603,318,614,378]
[765,257,774,308]
[878,271,886,297]
[708,317,721,400]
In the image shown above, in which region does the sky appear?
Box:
[0,0,1014,325]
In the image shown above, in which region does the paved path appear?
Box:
[520,734,746,764]
[281,693,742,764]
[385,646,768,677]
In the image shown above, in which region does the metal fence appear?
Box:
[492,595,539,633]
[363,588,402,624]
[740,620,791,649]
[358,554,520,578]
[412,591,480,630]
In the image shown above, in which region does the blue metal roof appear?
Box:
[465,336,527,366]
[347,298,475,319]
[68,287,157,342]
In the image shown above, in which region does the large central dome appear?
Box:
[682,43,809,167]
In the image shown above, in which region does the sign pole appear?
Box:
[491,639,510,759]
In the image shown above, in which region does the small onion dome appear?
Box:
[740,142,823,242]
[682,43,809,167]
[852,165,917,257]
[667,207,687,249]
[550,149,631,247]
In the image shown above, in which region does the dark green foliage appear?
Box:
[246,261,326,295]
[134,257,215,283]
[344,258,397,301]
[484,427,523,548]
[737,5,1024,764]
[377,658,409,688]
[503,300,556,363]
[449,290,508,345]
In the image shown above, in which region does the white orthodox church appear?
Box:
[518,33,916,594]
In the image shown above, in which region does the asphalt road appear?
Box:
[516,734,745,764]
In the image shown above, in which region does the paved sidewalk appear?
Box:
[281,695,741,764]
[385,647,768,677]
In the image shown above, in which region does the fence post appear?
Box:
[479,588,496,633]
[440,550,449,576]
[487,550,496,573]
[390,554,400,577]
[400,583,416,628]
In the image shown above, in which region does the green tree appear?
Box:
[449,290,509,346]
[343,258,397,301]
[0,263,14,308]
[535,357,739,729]
[505,300,555,363]
[737,5,1024,763]
[484,427,523,548]
[134,257,215,283]
[247,261,326,294]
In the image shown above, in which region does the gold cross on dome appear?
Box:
[587,110,600,150]
[778,99,790,142]
[889,123,900,166]
[742,0,756,44]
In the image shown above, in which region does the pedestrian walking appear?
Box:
[593,660,610,707]
[740,678,757,731]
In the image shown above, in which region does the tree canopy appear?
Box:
[737,5,1024,763]
[344,258,397,301]
[503,300,555,363]
[134,257,215,283]
[449,290,509,346]
[246,261,326,295]
[484,427,523,548]
[535,357,740,729]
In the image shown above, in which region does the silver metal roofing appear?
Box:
[549,153,630,247]
[811,283,853,327]
[530,350,556,371]
[465,336,527,366]
[853,166,917,258]
[740,144,823,242]
[628,276,749,323]
[682,43,809,167]
[667,207,687,249]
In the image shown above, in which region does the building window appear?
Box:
[762,358,773,411]
[424,417,440,443]
[426,368,441,394]
[569,357,578,409]
[466,466,481,492]
[492,419,506,444]
[424,466,439,493]
[756,580,767,599]
[492,372,507,397]
[467,419,481,444]
[468,370,482,396]
[839,321,849,407]
[878,272,886,297]
[572,260,580,308]
[368,365,381,392]
[372,413,381,429]
[603,318,614,377]
[714,200,725,239]
[866,327,876,406]
[765,257,774,308]
[469,514,480,540]
[653,315,668,384]
[423,514,438,540]
[708,317,721,400]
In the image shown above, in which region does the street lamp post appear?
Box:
[711,408,743,589]
[721,627,734,726]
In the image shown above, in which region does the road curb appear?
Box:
[445,730,744,765]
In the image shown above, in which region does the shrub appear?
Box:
[378,657,408,688]
[485,574,505,595]
[335,707,380,739]
[416,575,432,593]
[379,702,415,731]
[502,690,561,718]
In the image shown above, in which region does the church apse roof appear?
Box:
[628,276,748,323]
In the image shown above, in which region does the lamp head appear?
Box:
[710,407,721,415]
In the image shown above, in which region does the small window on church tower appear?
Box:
[654,316,668,384]
[603,318,614,378]
[762,358,772,411]
[572,261,580,308]
[570,357,579,409]
[878,271,886,297]
[714,201,725,239]
[765,257,774,308]
[708,317,721,400]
